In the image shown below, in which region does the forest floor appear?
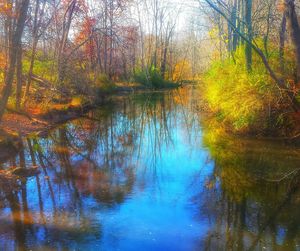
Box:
[0,99,95,141]
[0,112,47,136]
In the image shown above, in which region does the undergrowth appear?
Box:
[134,66,178,89]
[202,43,297,134]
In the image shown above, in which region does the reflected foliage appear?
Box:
[0,88,200,250]
[200,118,300,250]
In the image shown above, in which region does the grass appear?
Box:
[22,54,56,82]
[202,43,297,134]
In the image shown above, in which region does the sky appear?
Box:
[127,0,209,37]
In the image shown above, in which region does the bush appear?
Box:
[134,66,178,89]
[94,73,116,93]
[63,65,90,95]
[202,44,292,133]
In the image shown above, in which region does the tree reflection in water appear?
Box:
[0,88,202,250]
[199,120,300,250]
[0,88,300,250]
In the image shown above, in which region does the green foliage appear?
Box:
[202,44,287,133]
[22,57,56,81]
[94,73,116,93]
[65,69,116,95]
[134,66,178,89]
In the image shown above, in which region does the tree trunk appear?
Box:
[264,3,272,58]
[284,0,300,82]
[161,46,168,79]
[245,0,253,72]
[103,0,108,75]
[279,13,287,73]
[232,0,238,52]
[24,39,38,102]
[23,0,41,102]
[227,20,232,53]
[16,46,22,111]
[57,0,77,83]
[109,0,114,78]
[0,0,30,121]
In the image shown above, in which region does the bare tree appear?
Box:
[0,0,30,120]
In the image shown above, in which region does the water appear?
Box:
[0,88,300,250]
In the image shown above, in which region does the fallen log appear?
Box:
[30,73,53,88]
[30,74,68,97]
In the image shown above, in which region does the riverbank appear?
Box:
[0,99,95,161]
[0,83,182,160]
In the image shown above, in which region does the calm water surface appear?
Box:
[1,88,300,250]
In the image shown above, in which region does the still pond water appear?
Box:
[1,88,300,250]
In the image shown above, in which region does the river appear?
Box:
[0,87,300,250]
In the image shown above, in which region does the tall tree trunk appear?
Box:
[161,46,168,79]
[217,13,223,59]
[240,0,245,45]
[24,39,38,102]
[232,0,238,52]
[0,0,30,121]
[103,0,108,75]
[284,0,300,82]
[16,46,22,110]
[245,0,253,72]
[161,32,172,79]
[57,0,76,83]
[23,0,41,103]
[227,20,232,54]
[109,0,113,78]
[264,3,272,58]
[279,13,287,73]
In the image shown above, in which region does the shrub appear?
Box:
[134,66,178,89]
[202,44,292,133]
[63,65,90,95]
[94,73,116,93]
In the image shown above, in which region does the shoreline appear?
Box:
[0,85,182,161]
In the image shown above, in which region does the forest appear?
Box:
[0,0,299,138]
[0,0,193,128]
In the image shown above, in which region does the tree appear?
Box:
[279,12,287,72]
[284,0,300,82]
[23,0,48,103]
[245,0,252,72]
[0,0,30,120]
